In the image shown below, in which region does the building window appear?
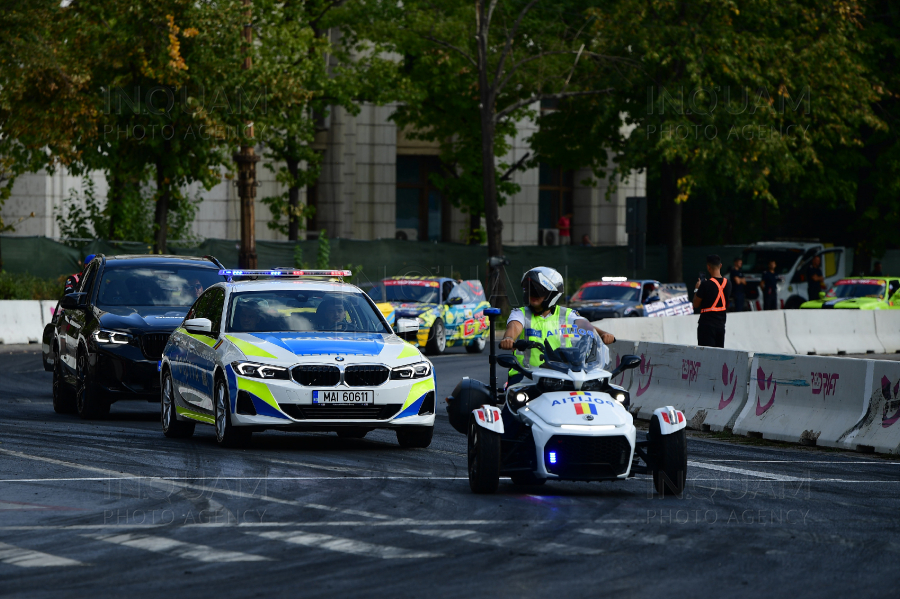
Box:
[538,164,574,230]
[395,156,448,241]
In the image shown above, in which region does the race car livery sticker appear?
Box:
[574,402,598,415]
[645,294,693,317]
[384,280,439,287]
[582,281,641,288]
[834,279,883,286]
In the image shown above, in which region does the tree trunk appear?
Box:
[153,160,170,255]
[287,155,300,241]
[477,0,507,309]
[107,169,123,240]
[660,161,683,284]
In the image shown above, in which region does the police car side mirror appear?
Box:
[184,318,212,334]
[395,318,419,334]
[610,354,641,378]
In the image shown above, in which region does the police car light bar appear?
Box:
[218,269,352,277]
[601,276,628,282]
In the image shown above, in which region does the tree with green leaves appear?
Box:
[362,0,618,306]
[533,0,881,282]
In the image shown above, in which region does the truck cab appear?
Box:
[740,242,847,310]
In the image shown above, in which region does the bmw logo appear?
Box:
[584,415,594,421]
[335,356,344,362]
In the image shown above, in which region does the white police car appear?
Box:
[159,270,435,447]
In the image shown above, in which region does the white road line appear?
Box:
[255,531,440,559]
[703,460,900,465]
[409,529,602,555]
[0,542,82,567]
[579,528,669,545]
[0,447,397,520]
[689,460,807,482]
[85,533,269,562]
[0,476,468,483]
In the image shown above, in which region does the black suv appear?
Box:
[44,255,225,418]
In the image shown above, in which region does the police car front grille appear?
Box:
[343,365,389,387]
[292,365,341,387]
[544,435,631,479]
[280,404,402,420]
[141,333,171,360]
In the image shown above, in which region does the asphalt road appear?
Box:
[1,344,899,598]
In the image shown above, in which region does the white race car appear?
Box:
[159,269,435,447]
[447,310,687,494]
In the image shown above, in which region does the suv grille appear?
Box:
[292,365,341,387]
[280,404,402,420]
[544,435,631,479]
[141,333,171,360]
[344,365,389,387]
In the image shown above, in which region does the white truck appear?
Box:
[738,242,848,310]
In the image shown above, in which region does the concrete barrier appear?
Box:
[39,300,59,327]
[628,342,752,432]
[732,353,872,448]
[784,310,884,355]
[605,340,638,391]
[0,300,44,344]
[725,311,796,354]
[874,311,900,354]
[837,360,900,454]
[592,317,664,342]
[661,314,700,345]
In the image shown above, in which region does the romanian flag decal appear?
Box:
[574,403,598,416]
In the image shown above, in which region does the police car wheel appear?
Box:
[161,370,195,439]
[214,378,251,448]
[509,471,546,486]
[75,349,109,420]
[52,347,76,415]
[467,418,500,494]
[465,337,486,353]
[650,416,687,496]
[396,425,433,448]
[425,319,446,355]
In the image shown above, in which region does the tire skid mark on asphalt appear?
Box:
[254,530,441,559]
[0,447,397,521]
[409,529,603,555]
[84,533,270,562]
[261,456,445,478]
[0,541,83,567]
[578,527,674,546]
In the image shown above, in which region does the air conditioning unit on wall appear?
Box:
[395,228,418,241]
[539,228,559,246]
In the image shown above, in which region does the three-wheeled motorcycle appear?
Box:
[446,308,688,495]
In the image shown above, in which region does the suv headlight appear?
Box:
[231,361,290,380]
[93,329,132,344]
[390,361,432,380]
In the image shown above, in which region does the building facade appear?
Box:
[1,103,644,246]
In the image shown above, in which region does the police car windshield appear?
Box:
[367,280,439,304]
[574,284,640,302]
[826,281,885,299]
[226,290,390,334]
[97,266,222,309]
[741,249,802,275]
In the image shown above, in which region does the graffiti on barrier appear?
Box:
[719,363,738,409]
[880,376,900,428]
[811,372,839,397]
[682,360,701,385]
[756,367,776,416]
[636,354,653,397]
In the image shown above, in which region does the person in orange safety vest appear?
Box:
[692,254,731,348]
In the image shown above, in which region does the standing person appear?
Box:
[580,234,594,247]
[807,255,824,300]
[692,255,731,347]
[760,260,778,310]
[871,261,884,276]
[728,257,746,312]
[556,213,571,245]
[64,254,95,294]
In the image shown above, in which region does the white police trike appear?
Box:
[446,308,688,495]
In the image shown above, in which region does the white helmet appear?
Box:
[521,267,564,312]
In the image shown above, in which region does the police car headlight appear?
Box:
[231,361,290,380]
[93,329,132,344]
[416,317,426,326]
[390,361,432,380]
